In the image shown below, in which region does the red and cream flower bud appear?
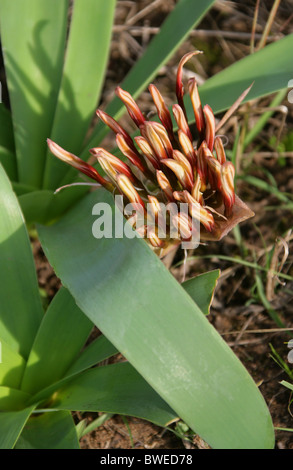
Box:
[148,84,174,140]
[214,136,226,164]
[116,133,146,174]
[134,136,160,170]
[172,104,193,142]
[96,109,136,151]
[176,50,203,116]
[91,148,136,184]
[116,174,145,210]
[188,77,205,137]
[47,139,113,191]
[191,174,203,205]
[203,104,215,152]
[196,141,209,191]
[162,158,193,192]
[178,129,197,167]
[172,150,194,187]
[221,162,235,217]
[142,121,171,161]
[206,155,222,191]
[183,191,215,232]
[115,87,145,128]
[156,170,174,201]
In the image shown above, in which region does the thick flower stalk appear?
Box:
[47,51,254,255]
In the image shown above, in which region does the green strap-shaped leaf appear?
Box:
[0,0,69,187]
[15,410,80,449]
[38,190,275,449]
[52,362,178,428]
[21,288,93,395]
[66,334,118,377]
[0,146,17,182]
[0,406,35,449]
[0,164,43,358]
[0,386,32,411]
[0,104,15,151]
[43,0,117,190]
[0,338,26,389]
[27,334,118,407]
[182,269,220,315]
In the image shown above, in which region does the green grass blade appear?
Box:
[15,410,80,449]
[0,0,69,187]
[0,164,43,358]
[21,288,93,395]
[182,269,220,315]
[0,406,35,449]
[38,190,275,448]
[52,362,178,428]
[67,0,216,168]
[0,338,26,389]
[43,0,117,190]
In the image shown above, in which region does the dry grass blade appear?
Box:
[266,230,292,301]
[250,0,261,54]
[215,82,254,133]
[257,0,281,50]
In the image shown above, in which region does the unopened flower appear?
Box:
[47,51,254,256]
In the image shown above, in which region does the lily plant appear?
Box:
[1,0,293,449]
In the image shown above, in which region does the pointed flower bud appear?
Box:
[96,109,136,152]
[178,129,197,167]
[191,174,203,205]
[115,87,145,128]
[176,51,203,116]
[162,158,193,192]
[172,104,193,142]
[203,104,216,152]
[188,77,205,137]
[116,174,145,210]
[183,190,215,232]
[134,136,160,170]
[221,162,235,217]
[214,136,226,164]
[148,84,174,140]
[156,170,174,201]
[115,133,146,174]
[47,139,113,191]
[91,148,136,184]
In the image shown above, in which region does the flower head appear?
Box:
[47,52,254,256]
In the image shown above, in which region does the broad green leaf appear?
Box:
[0,146,17,181]
[190,34,293,116]
[0,164,43,358]
[0,386,31,411]
[18,186,88,225]
[53,362,178,428]
[0,104,14,151]
[0,405,35,449]
[38,190,275,449]
[43,0,117,190]
[0,338,26,389]
[66,334,118,376]
[0,0,69,187]
[21,288,93,395]
[61,0,216,183]
[182,269,220,315]
[27,334,118,407]
[15,410,80,449]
